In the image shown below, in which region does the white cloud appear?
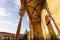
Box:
[0,20,17,27]
[0,20,17,33]
[0,20,18,33]
[0,8,11,16]
[13,0,21,11]
[27,16,29,22]
[2,0,6,2]
[0,27,6,32]
[14,0,21,9]
[0,0,6,3]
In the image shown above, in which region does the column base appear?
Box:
[31,38,34,40]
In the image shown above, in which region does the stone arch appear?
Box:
[45,15,56,36]
[41,9,50,39]
[45,15,59,40]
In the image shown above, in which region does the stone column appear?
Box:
[30,23,33,40]
[15,16,23,40]
[41,21,47,39]
[15,0,26,40]
[48,15,60,38]
[27,32,30,40]
[46,5,60,38]
[41,9,50,39]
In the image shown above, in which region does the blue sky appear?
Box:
[0,0,29,34]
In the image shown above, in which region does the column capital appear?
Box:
[19,9,25,17]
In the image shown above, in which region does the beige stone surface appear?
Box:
[19,0,60,39]
[46,0,60,30]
